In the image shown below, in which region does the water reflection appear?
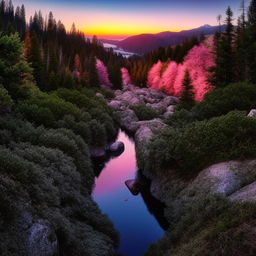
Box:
[93,130,167,256]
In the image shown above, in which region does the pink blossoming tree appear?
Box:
[96,58,112,88]
[121,68,131,86]
[147,40,215,101]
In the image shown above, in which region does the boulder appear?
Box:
[163,111,174,118]
[109,100,125,111]
[125,180,140,195]
[248,109,256,118]
[163,96,179,106]
[166,105,175,112]
[229,181,256,202]
[108,141,125,152]
[26,220,58,256]
[189,161,242,196]
[116,109,139,133]
[135,119,167,158]
[90,148,106,159]
[114,90,122,96]
[95,93,105,99]
[116,91,142,106]
[146,102,167,114]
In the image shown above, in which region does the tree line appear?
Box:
[0,0,125,91]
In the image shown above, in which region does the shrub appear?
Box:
[0,86,13,113]
[146,111,256,176]
[131,104,159,121]
[146,195,256,256]
[192,82,256,120]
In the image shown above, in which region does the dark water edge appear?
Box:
[92,130,168,256]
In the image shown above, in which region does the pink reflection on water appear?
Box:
[93,131,137,196]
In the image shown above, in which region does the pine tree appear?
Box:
[212,6,235,87]
[178,69,195,110]
[246,0,256,83]
[88,55,99,87]
[28,32,47,91]
[235,1,247,82]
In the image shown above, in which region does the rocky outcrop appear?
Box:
[116,108,139,132]
[188,161,242,196]
[108,84,178,135]
[229,181,256,202]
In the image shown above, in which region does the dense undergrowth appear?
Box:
[0,33,118,255]
[141,82,256,255]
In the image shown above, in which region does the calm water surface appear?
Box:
[93,131,164,256]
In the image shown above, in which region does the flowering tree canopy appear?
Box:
[96,58,112,88]
[147,41,215,101]
[121,67,131,86]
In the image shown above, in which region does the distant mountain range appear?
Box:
[100,24,225,55]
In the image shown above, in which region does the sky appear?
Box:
[12,0,248,39]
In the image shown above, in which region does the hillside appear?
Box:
[112,24,225,54]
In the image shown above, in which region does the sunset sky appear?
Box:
[13,0,245,39]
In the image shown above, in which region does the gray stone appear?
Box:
[90,148,106,158]
[109,100,125,111]
[26,220,58,256]
[248,109,256,118]
[95,93,105,99]
[116,109,139,133]
[190,161,242,196]
[125,180,140,195]
[108,141,125,152]
[229,181,256,202]
[163,96,179,106]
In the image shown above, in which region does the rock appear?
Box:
[116,109,139,133]
[96,93,105,99]
[26,220,58,256]
[108,141,125,152]
[17,212,33,230]
[109,100,125,111]
[114,90,122,96]
[134,119,167,161]
[135,125,153,146]
[125,179,140,195]
[163,111,174,118]
[90,148,106,159]
[229,181,256,202]
[144,97,156,104]
[116,91,142,106]
[163,96,179,106]
[189,161,242,196]
[248,109,256,118]
[166,105,175,112]
[146,102,167,114]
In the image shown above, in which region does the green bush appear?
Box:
[193,82,256,120]
[146,195,256,256]
[131,104,159,121]
[0,86,13,113]
[145,111,256,176]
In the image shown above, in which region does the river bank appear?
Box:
[105,83,256,256]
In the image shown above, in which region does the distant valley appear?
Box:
[101,24,225,55]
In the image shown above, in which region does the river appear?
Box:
[93,130,166,256]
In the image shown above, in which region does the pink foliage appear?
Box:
[161,61,178,94]
[147,41,215,101]
[96,58,112,88]
[173,64,186,97]
[121,68,131,86]
[147,60,163,90]
[183,44,215,101]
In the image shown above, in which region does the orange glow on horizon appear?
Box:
[82,24,190,39]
